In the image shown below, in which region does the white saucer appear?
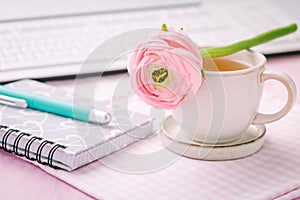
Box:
[160,116,266,160]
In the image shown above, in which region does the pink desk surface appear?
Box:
[0,54,300,199]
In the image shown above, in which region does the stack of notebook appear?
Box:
[0,79,153,171]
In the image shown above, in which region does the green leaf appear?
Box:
[201,69,206,80]
[161,23,168,31]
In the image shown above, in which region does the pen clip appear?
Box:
[0,94,28,108]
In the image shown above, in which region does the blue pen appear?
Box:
[0,85,112,125]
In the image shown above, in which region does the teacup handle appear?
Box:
[252,70,297,124]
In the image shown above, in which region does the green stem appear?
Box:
[200,23,297,58]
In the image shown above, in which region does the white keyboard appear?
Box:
[0,0,299,82]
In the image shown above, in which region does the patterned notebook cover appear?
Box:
[0,79,153,171]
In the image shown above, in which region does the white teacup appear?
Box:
[172,50,296,144]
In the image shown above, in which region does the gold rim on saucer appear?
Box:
[160,116,266,160]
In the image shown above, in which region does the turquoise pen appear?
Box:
[0,85,112,125]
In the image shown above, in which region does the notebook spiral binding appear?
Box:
[0,125,66,169]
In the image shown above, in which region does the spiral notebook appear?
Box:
[0,79,153,171]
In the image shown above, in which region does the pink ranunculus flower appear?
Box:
[127,27,203,109]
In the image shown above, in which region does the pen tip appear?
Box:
[89,109,112,125]
[104,113,112,124]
